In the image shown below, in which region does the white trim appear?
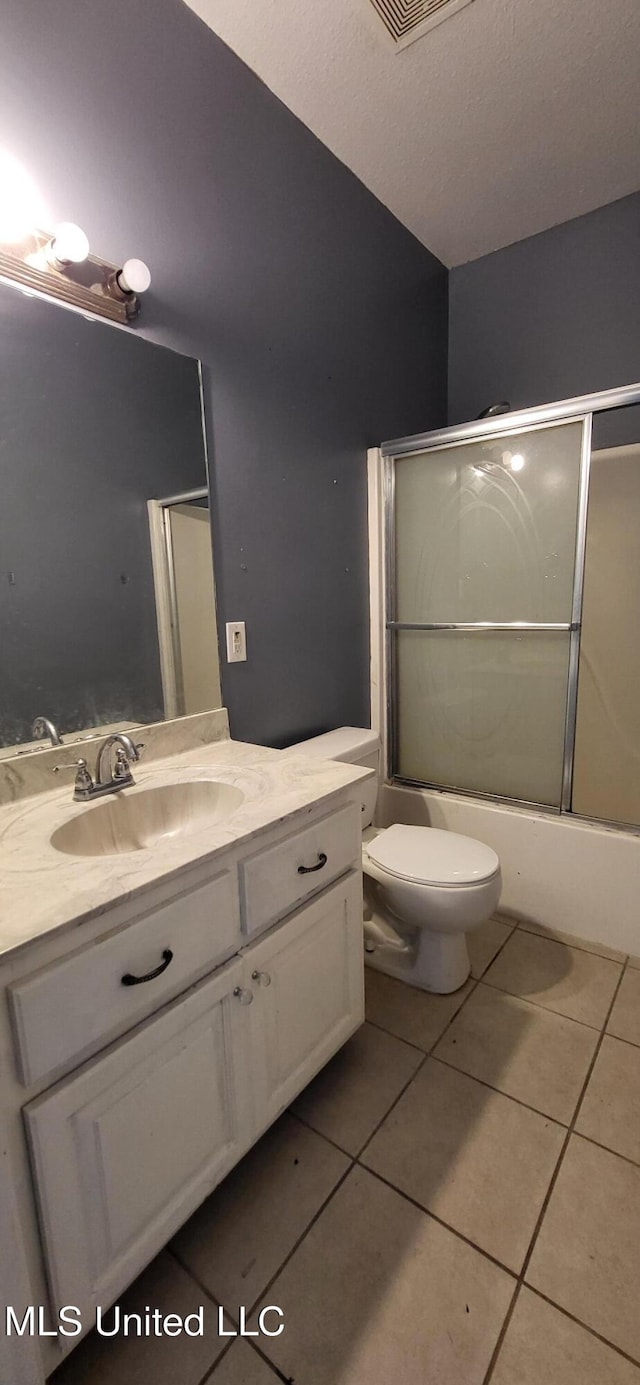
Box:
[147,500,180,719]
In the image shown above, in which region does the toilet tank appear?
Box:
[288,726,380,827]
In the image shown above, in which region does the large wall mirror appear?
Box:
[0,280,221,757]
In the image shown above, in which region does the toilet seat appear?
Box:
[364,824,499,888]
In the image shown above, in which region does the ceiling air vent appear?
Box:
[368,0,475,49]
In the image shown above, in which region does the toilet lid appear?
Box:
[365,825,499,886]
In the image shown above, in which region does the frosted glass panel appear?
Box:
[396,631,571,806]
[395,422,584,623]
[572,443,640,827]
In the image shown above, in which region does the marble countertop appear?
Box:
[0,737,371,961]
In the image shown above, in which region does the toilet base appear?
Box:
[364,910,471,994]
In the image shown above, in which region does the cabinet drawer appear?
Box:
[9,868,240,1086]
[240,803,360,938]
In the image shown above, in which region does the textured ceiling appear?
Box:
[182,0,640,267]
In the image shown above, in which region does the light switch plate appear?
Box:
[225,621,247,663]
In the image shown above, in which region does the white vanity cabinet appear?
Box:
[245,871,363,1124]
[2,791,365,1379]
[24,958,251,1326]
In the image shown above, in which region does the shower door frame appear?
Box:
[378,379,640,822]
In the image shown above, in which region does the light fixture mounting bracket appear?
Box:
[0,228,143,325]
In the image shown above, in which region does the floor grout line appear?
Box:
[363,1012,443,1053]
[480,974,619,1033]
[200,961,495,1371]
[160,942,632,1385]
[288,1104,359,1158]
[515,920,629,966]
[598,1026,640,1052]
[202,1336,293,1384]
[571,1127,640,1172]
[248,1156,357,1318]
[524,1283,640,1372]
[353,1162,520,1280]
[356,974,487,1159]
[480,1280,523,1385]
[481,957,632,1385]
[428,1050,571,1128]
[169,967,491,1381]
[518,960,627,1283]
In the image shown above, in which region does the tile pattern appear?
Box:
[434,981,598,1123]
[248,1165,515,1385]
[290,1020,423,1154]
[364,964,474,1049]
[171,1113,349,1310]
[526,1134,640,1361]
[208,1340,283,1384]
[54,922,640,1385]
[49,1251,226,1385]
[607,966,640,1046]
[484,928,622,1027]
[519,918,627,962]
[467,914,516,978]
[491,1287,640,1385]
[362,1058,565,1271]
[576,1034,640,1162]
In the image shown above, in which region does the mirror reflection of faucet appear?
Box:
[53,733,144,802]
[31,716,63,747]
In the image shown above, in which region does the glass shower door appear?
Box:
[389,419,589,808]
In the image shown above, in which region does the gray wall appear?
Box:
[0,0,447,747]
[449,192,640,425]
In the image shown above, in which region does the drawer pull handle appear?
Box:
[251,969,272,986]
[121,949,173,987]
[298,851,327,875]
[233,986,254,1006]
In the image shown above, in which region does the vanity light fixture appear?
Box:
[0,224,150,325]
[0,152,149,324]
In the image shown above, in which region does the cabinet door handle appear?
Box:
[233,986,254,1005]
[121,949,173,987]
[297,851,327,875]
[251,969,272,986]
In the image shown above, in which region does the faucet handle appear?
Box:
[52,759,95,795]
[113,747,136,782]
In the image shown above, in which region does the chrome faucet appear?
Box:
[32,716,63,747]
[53,733,144,801]
[94,734,142,790]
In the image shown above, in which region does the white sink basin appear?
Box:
[50,780,244,858]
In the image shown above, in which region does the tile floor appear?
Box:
[51,915,640,1385]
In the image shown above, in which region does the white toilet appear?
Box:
[289,726,501,993]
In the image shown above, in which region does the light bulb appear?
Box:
[510,453,525,472]
[118,258,151,294]
[49,221,90,265]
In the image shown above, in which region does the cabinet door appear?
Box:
[246,871,364,1129]
[24,958,251,1333]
